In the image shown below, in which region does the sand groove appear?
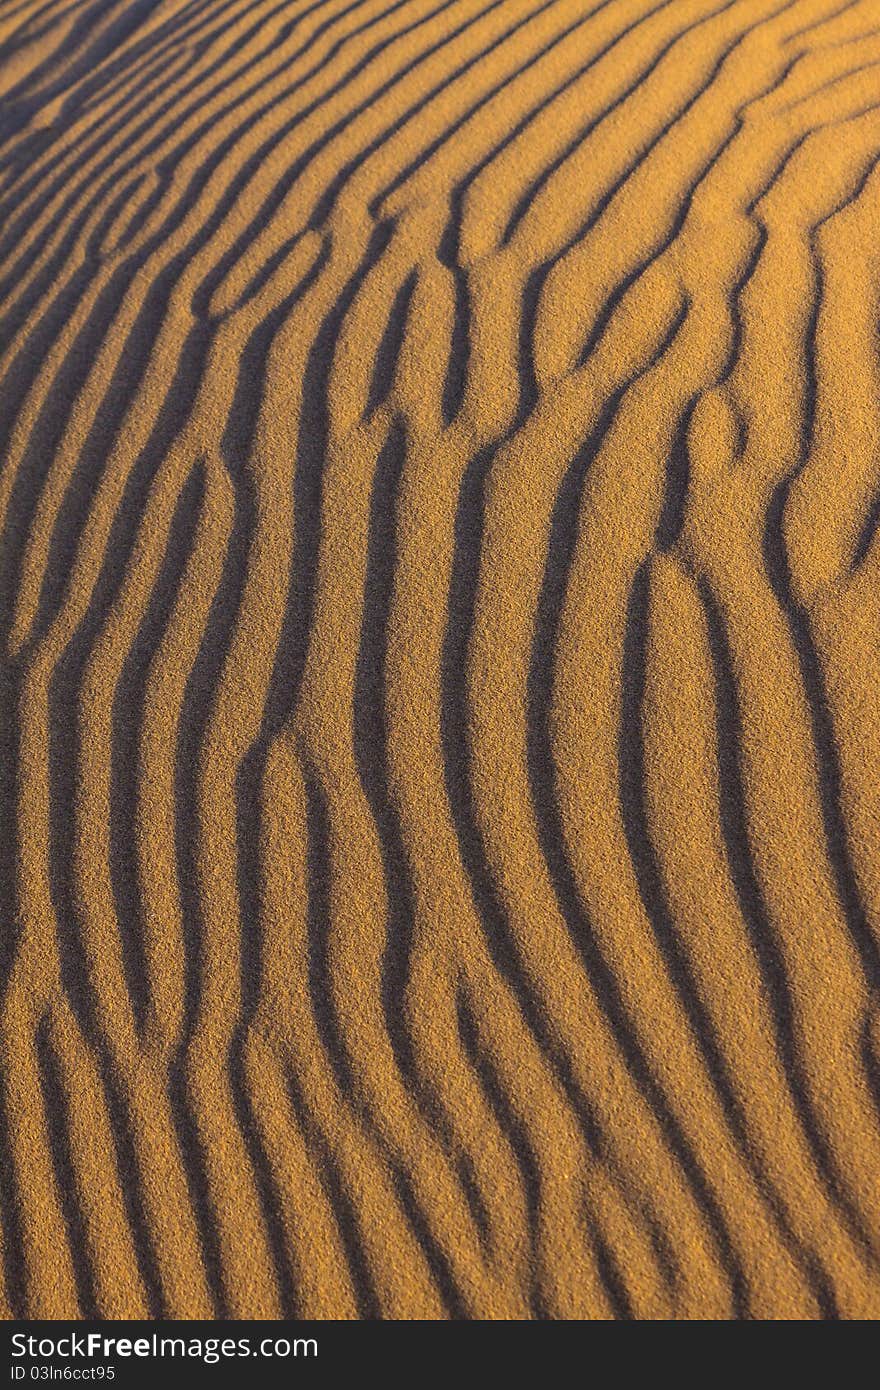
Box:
[2,0,880,1319]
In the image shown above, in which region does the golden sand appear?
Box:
[1,0,880,1319]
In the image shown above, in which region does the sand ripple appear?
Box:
[2,0,880,1318]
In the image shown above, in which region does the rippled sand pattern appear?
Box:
[2,0,880,1321]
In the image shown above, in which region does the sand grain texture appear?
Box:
[2,0,880,1320]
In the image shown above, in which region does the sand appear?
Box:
[1,0,880,1320]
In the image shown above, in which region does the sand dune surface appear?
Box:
[2,0,880,1319]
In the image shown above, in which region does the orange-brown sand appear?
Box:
[1,0,880,1320]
